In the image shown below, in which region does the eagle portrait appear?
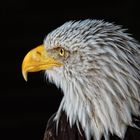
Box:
[22,20,140,140]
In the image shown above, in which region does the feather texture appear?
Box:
[44,20,140,140]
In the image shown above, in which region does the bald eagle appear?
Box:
[22,20,140,140]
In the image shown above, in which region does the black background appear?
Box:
[1,0,140,140]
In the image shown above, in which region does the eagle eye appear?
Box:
[59,48,65,56]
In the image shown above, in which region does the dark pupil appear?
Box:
[60,49,63,54]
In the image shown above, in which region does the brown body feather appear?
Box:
[43,112,140,140]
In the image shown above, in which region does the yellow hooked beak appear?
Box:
[22,45,62,81]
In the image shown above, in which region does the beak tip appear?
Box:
[24,77,28,82]
[22,71,28,82]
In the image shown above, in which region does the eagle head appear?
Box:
[22,20,140,140]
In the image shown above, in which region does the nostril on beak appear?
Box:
[37,51,41,55]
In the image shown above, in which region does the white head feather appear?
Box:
[44,20,140,140]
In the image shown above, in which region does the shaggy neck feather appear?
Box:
[53,75,139,140]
